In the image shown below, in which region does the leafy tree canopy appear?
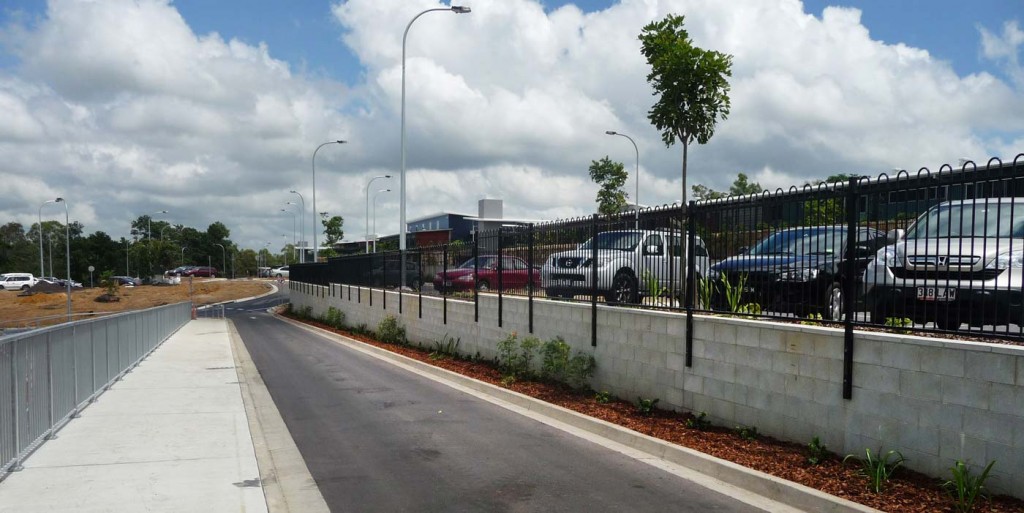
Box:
[588,156,629,215]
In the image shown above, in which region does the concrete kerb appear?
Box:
[273,313,879,513]
[228,319,329,513]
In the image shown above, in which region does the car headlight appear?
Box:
[457,274,475,281]
[873,246,896,267]
[778,268,819,281]
[986,249,1024,269]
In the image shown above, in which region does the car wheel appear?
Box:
[825,283,843,321]
[607,272,638,305]
[476,280,489,292]
[935,313,962,331]
[276,273,283,278]
[21,285,29,291]
[410,279,421,291]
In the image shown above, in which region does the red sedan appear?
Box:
[433,255,540,292]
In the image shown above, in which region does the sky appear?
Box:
[0,0,1021,253]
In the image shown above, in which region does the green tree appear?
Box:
[588,156,629,215]
[801,173,858,225]
[639,14,733,207]
[322,215,345,245]
[729,173,762,196]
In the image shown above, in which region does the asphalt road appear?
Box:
[227,291,762,513]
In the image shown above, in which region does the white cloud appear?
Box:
[0,0,1020,253]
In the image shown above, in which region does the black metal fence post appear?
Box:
[498,227,504,328]
[685,202,696,367]
[398,249,403,315]
[528,223,535,334]
[591,214,598,347]
[443,243,448,325]
[842,177,859,400]
[417,250,423,319]
[474,232,479,323]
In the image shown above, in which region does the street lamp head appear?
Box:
[335,140,347,144]
[55,197,64,203]
[385,174,392,178]
[605,130,617,135]
[289,189,298,193]
[451,5,471,13]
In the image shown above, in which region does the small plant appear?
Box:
[640,269,666,299]
[735,425,759,441]
[800,313,823,325]
[540,337,571,381]
[944,460,996,513]
[686,411,710,430]
[500,374,516,388]
[298,306,313,319]
[636,397,660,416]
[844,448,905,493]
[565,352,596,390]
[497,331,519,374]
[806,436,828,465]
[376,315,406,345]
[323,307,345,329]
[518,335,541,377]
[720,271,746,313]
[100,270,120,296]
[697,275,715,310]
[594,390,611,404]
[430,333,460,360]
[885,317,914,333]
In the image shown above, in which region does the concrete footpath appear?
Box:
[0,318,327,513]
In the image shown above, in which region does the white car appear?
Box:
[0,273,38,291]
[271,266,290,278]
[541,230,709,304]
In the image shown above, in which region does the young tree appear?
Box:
[322,215,345,245]
[588,156,629,215]
[729,173,762,196]
[639,14,733,207]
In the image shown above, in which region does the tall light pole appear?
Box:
[606,130,640,227]
[373,188,391,253]
[288,192,305,263]
[55,198,71,320]
[213,243,226,278]
[38,199,56,278]
[181,246,187,266]
[365,175,391,253]
[401,5,471,287]
[148,210,168,239]
[281,235,289,265]
[281,208,296,245]
[311,141,346,263]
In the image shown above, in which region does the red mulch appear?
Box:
[284,312,1024,513]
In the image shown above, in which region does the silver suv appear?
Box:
[540,229,709,304]
[863,198,1024,330]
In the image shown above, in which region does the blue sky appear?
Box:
[0,0,1020,249]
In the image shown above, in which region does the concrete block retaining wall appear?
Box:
[289,282,1024,495]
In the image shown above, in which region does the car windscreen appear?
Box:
[579,232,642,252]
[748,229,843,256]
[907,203,1024,239]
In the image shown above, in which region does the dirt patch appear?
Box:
[0,279,274,328]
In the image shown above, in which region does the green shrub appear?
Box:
[844,448,905,493]
[518,335,541,377]
[636,397,659,416]
[944,460,996,513]
[565,352,596,390]
[806,436,828,465]
[735,425,759,441]
[323,307,345,329]
[430,333,460,360]
[686,411,710,430]
[497,332,520,375]
[540,337,571,381]
[298,306,313,319]
[594,390,611,404]
[377,315,406,345]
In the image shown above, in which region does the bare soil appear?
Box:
[283,311,1024,513]
[0,279,273,328]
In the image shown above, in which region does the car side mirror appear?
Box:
[886,229,905,244]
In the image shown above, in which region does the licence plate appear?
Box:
[444,281,453,287]
[916,287,957,302]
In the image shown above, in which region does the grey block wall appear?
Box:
[289,282,1024,495]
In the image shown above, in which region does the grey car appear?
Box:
[863,198,1024,330]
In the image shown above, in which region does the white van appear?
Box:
[0,273,38,291]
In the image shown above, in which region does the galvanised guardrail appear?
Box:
[0,301,192,477]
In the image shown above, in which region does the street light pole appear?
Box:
[373,188,391,253]
[365,175,391,253]
[606,130,640,228]
[181,246,187,266]
[55,198,71,320]
[401,5,471,288]
[311,141,346,263]
[288,192,305,263]
[38,199,56,278]
[213,244,226,278]
[148,210,168,240]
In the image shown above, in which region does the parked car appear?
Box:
[182,266,217,278]
[863,198,1024,330]
[0,273,38,291]
[110,276,142,287]
[271,266,289,278]
[165,266,195,276]
[41,276,83,288]
[434,255,540,293]
[540,229,710,304]
[368,258,423,290]
[708,226,887,320]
